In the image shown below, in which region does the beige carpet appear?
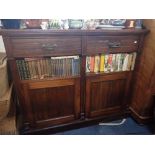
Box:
[0,115,18,135]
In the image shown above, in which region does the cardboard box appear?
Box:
[0,53,9,98]
[0,85,12,120]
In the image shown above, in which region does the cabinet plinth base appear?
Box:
[20,112,129,135]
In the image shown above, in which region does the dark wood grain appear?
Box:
[151,67,155,94]
[130,20,155,123]
[10,36,81,57]
[86,36,139,55]
[80,35,87,119]
[86,72,131,118]
[21,78,80,129]
[0,28,148,134]
[0,29,149,36]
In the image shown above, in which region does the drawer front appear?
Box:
[10,36,81,57]
[86,36,139,54]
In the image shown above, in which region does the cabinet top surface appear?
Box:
[0,29,149,36]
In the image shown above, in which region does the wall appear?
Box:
[0,35,6,53]
[143,20,155,95]
[131,19,155,120]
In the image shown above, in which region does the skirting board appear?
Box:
[129,107,152,124]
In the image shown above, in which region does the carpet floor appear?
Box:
[55,117,152,135]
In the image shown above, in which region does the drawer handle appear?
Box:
[42,43,57,50]
[108,42,121,48]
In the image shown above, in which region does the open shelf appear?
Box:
[16,55,81,81]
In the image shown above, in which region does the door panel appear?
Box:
[86,72,132,118]
[21,78,80,128]
[91,79,125,111]
[30,85,75,121]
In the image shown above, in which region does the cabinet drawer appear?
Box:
[86,36,139,54]
[10,36,81,57]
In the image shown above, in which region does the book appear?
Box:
[131,52,137,70]
[21,60,28,79]
[66,57,70,76]
[27,58,39,79]
[24,60,30,79]
[74,56,79,75]
[69,58,72,76]
[51,57,56,77]
[51,57,55,77]
[73,56,80,75]
[120,54,125,71]
[66,57,69,76]
[86,56,91,73]
[90,56,95,72]
[122,54,129,71]
[127,54,133,71]
[42,58,48,77]
[77,57,80,75]
[104,54,109,72]
[111,54,116,72]
[116,54,121,71]
[107,54,113,72]
[94,55,100,73]
[36,59,42,79]
[48,58,52,77]
[16,60,24,80]
[40,58,45,79]
[25,59,32,79]
[59,58,63,77]
[72,57,75,75]
[45,58,50,77]
[100,54,104,72]
[56,57,59,76]
[62,58,66,77]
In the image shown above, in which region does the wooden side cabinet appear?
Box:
[0,29,149,134]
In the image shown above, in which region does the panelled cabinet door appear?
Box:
[21,78,80,128]
[85,72,132,118]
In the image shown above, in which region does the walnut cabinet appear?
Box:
[0,29,148,134]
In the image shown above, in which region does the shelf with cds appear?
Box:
[85,52,137,76]
[16,55,81,81]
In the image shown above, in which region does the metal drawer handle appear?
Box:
[108,42,121,48]
[42,43,57,50]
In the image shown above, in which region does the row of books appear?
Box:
[16,56,80,80]
[86,53,137,73]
